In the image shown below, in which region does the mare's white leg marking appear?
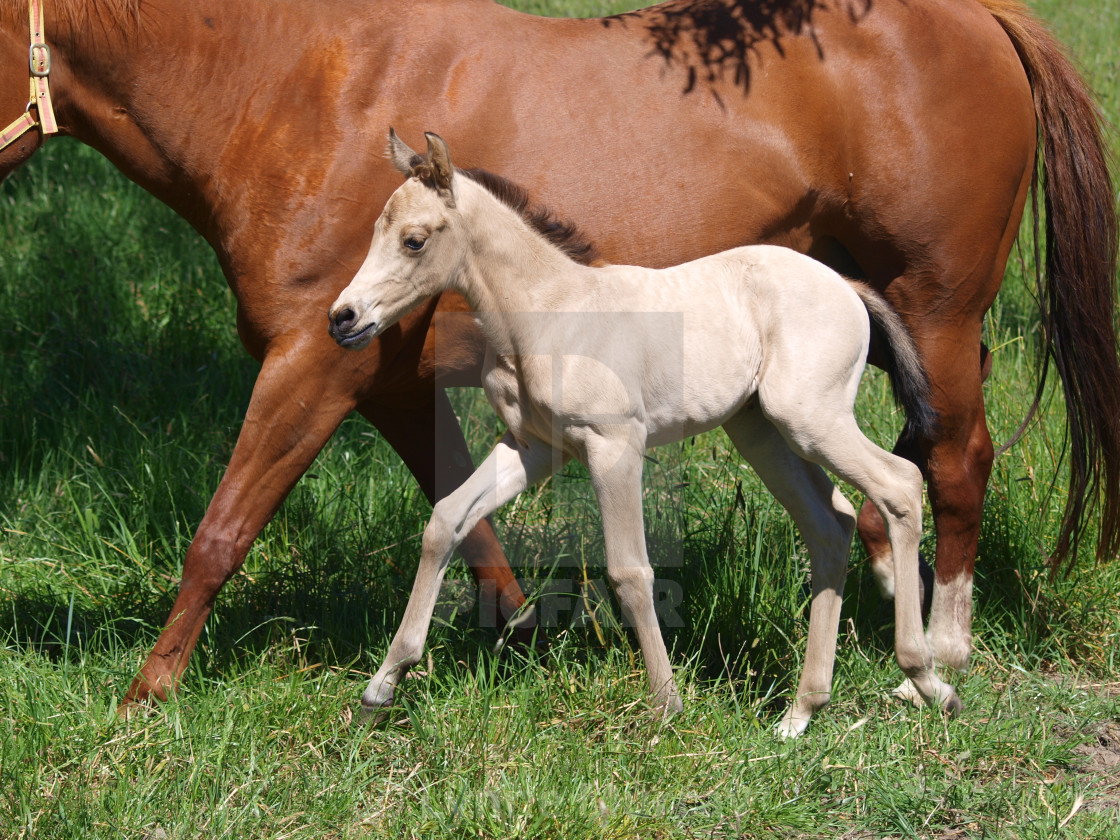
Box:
[363,432,560,710]
[869,549,896,600]
[925,571,973,673]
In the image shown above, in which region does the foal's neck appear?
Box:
[455,182,591,350]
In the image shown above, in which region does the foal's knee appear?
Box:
[607,564,655,597]
[422,498,462,557]
[607,565,656,624]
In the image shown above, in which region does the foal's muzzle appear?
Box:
[328,306,377,350]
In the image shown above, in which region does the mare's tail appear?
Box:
[851,282,937,442]
[980,0,1120,569]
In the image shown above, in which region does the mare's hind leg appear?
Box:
[858,335,993,681]
[723,406,858,737]
[362,432,561,711]
[863,343,992,607]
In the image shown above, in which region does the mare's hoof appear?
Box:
[493,605,542,655]
[116,699,155,720]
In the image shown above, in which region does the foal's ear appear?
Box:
[387,128,418,176]
[424,132,454,192]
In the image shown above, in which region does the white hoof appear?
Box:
[776,711,811,739]
[892,678,925,708]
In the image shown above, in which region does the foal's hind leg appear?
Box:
[723,407,857,737]
[362,432,561,711]
[761,394,961,716]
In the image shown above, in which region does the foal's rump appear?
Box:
[722,247,874,427]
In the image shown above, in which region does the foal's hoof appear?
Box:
[892,679,964,718]
[943,691,964,718]
[358,684,396,725]
[361,674,397,712]
[775,712,811,740]
[357,701,394,726]
[655,692,684,717]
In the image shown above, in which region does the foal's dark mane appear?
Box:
[461,167,602,267]
[405,152,600,267]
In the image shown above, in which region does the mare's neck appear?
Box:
[30,0,382,255]
[452,182,590,354]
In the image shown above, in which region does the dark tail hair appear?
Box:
[982,0,1120,571]
[850,282,938,441]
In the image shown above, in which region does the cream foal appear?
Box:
[328,131,961,736]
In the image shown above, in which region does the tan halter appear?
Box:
[0,0,58,151]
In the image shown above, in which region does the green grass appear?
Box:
[2,0,1120,837]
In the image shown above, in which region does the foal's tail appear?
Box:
[851,283,938,441]
[980,0,1120,570]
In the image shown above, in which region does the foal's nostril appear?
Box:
[331,306,357,334]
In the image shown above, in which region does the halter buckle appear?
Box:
[30,43,51,77]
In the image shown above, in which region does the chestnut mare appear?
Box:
[1,0,1116,707]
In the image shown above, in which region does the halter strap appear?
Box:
[0,0,58,151]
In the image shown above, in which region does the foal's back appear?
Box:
[496,245,871,449]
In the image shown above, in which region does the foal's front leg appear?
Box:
[584,434,682,714]
[362,432,561,711]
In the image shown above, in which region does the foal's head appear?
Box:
[328,130,467,350]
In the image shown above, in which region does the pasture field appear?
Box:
[2,0,1118,837]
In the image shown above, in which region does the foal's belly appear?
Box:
[482,331,761,456]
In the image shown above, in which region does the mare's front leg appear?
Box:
[124,335,359,705]
[722,408,856,738]
[363,433,561,711]
[583,434,682,714]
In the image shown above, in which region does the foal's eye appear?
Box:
[403,235,426,252]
